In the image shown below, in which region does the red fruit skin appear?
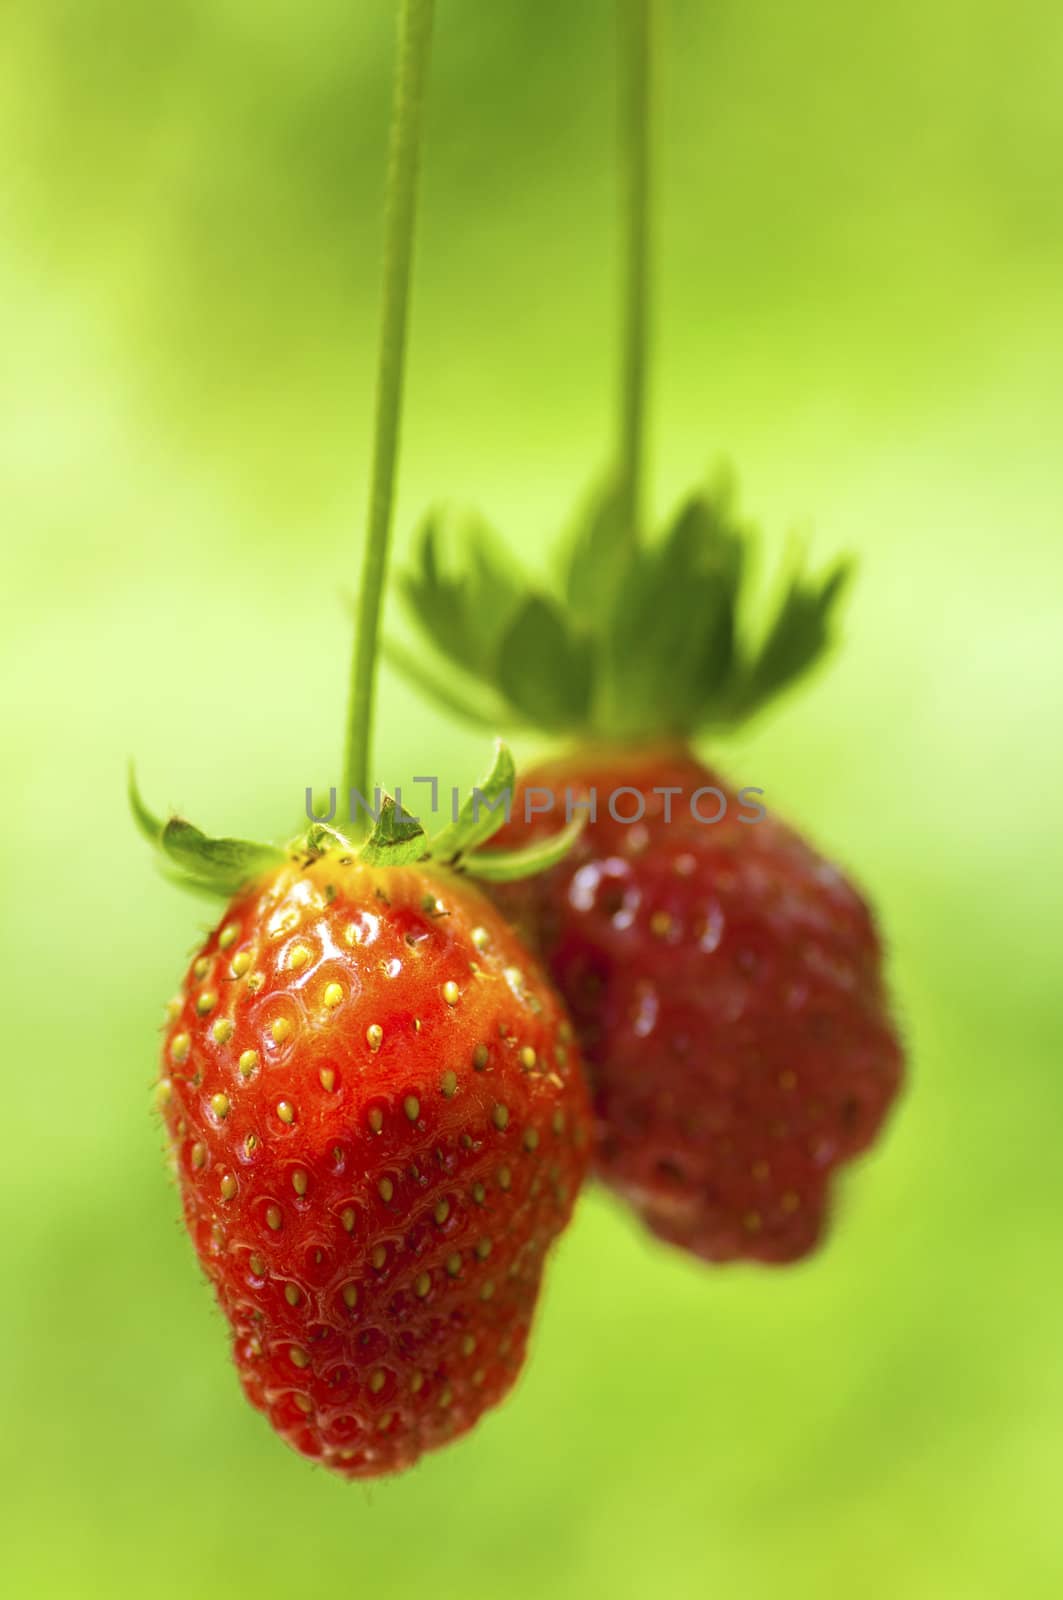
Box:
[158,858,591,1478]
[487,746,904,1265]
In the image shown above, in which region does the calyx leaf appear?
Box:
[128,766,287,898]
[394,473,853,742]
[360,795,427,867]
[465,813,587,882]
[132,742,584,899]
[429,739,515,863]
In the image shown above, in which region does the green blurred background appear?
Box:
[3,2,1061,1595]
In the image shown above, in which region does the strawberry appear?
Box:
[133,5,596,1480]
[392,483,906,1264]
[486,745,902,1263]
[138,756,591,1477]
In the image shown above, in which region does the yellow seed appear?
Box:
[165,997,181,1022]
[231,951,252,977]
[404,1095,420,1122]
[244,1133,259,1157]
[156,1078,173,1106]
[238,1049,259,1076]
[492,1104,509,1130]
[368,1369,386,1394]
[246,971,264,992]
[211,1018,233,1045]
[552,1110,565,1135]
[319,1067,336,1092]
[442,980,460,1006]
[480,1281,495,1301]
[210,1093,230,1118]
[440,1070,457,1098]
[219,1173,236,1201]
[434,1199,450,1225]
[277,1101,295,1124]
[290,1346,310,1369]
[371,1244,387,1270]
[779,1070,797,1091]
[520,1046,537,1070]
[461,1334,477,1356]
[414,1272,431,1298]
[410,1371,425,1393]
[523,1129,540,1152]
[446,1253,462,1277]
[475,1238,492,1260]
[288,944,311,972]
[342,1283,358,1309]
[218,923,240,950]
[193,956,210,980]
[249,1254,265,1276]
[752,1160,770,1181]
[377,1412,393,1432]
[439,1386,453,1409]
[471,1182,485,1205]
[472,1044,489,1070]
[195,990,217,1016]
[190,1142,206,1170]
[366,1024,383,1052]
[650,910,674,938]
[781,1191,800,1214]
[171,1033,190,1063]
[291,1169,308,1196]
[294,1394,313,1414]
[471,926,489,950]
[284,1283,301,1306]
[323,982,343,1009]
[340,1207,356,1232]
[498,1166,511,1191]
[472,1368,485,1387]
[743,1210,763,1233]
[368,1108,384,1134]
[378,1177,394,1203]
[271,1018,292,1045]
[266,1205,283,1231]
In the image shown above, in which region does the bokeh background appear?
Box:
[3,2,1062,1595]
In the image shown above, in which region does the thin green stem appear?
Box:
[617,0,652,543]
[344,0,435,813]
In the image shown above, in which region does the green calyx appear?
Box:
[129,741,582,902]
[393,474,852,744]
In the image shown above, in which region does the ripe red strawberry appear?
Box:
[485,745,902,1264]
[156,851,590,1477]
[394,483,906,1264]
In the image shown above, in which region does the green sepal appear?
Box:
[359,795,427,867]
[429,739,515,863]
[497,596,593,730]
[395,472,853,742]
[721,550,853,721]
[560,477,632,627]
[132,742,587,900]
[464,813,587,883]
[128,766,287,898]
[382,637,517,731]
[400,508,527,685]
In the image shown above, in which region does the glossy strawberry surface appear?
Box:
[487,746,903,1264]
[158,856,591,1477]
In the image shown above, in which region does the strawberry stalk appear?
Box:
[394,3,851,747]
[133,0,581,891]
[344,0,436,819]
[616,0,652,546]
